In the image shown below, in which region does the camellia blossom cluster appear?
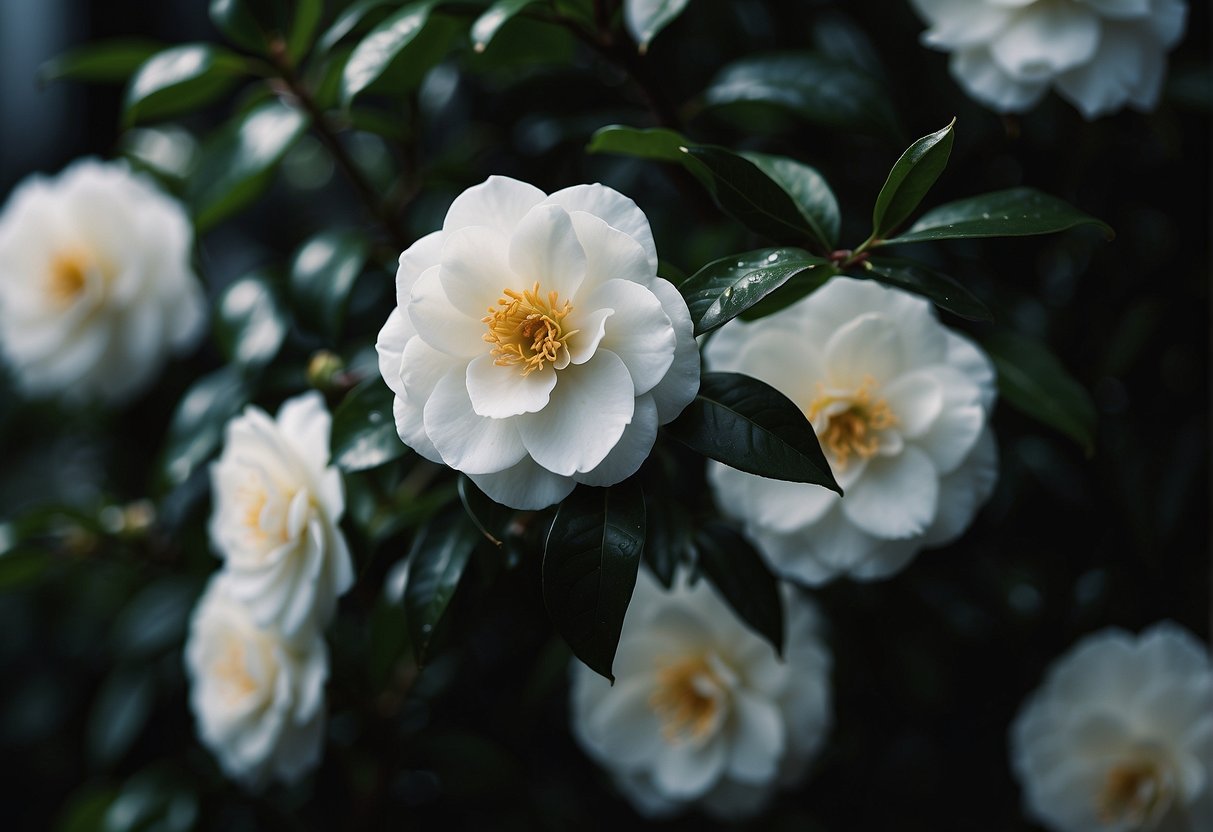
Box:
[705,277,998,585]
[910,0,1188,119]
[1009,622,1213,832]
[0,158,206,403]
[185,392,352,788]
[571,574,833,819]
[377,175,700,510]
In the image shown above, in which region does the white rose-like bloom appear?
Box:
[209,391,353,640]
[705,277,998,585]
[376,176,699,510]
[910,0,1187,119]
[0,158,205,402]
[571,573,832,820]
[185,574,328,789]
[1010,623,1213,832]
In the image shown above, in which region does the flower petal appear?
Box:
[423,368,528,474]
[584,677,664,767]
[575,393,658,487]
[275,391,332,476]
[882,369,944,440]
[916,367,987,474]
[584,278,675,395]
[989,3,1100,81]
[912,0,1016,48]
[466,353,557,418]
[376,307,411,398]
[725,689,785,783]
[841,445,939,539]
[408,265,486,358]
[922,427,998,548]
[823,312,902,387]
[951,47,1049,112]
[467,455,575,510]
[653,733,727,799]
[647,277,701,424]
[544,183,658,273]
[437,224,516,318]
[396,229,444,305]
[567,306,612,366]
[442,175,546,235]
[509,204,587,302]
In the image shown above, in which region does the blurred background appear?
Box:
[0,1,1209,829]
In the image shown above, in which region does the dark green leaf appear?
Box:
[681,247,833,335]
[209,0,271,51]
[405,506,481,665]
[112,580,196,658]
[858,256,992,322]
[158,367,248,488]
[882,187,1115,245]
[123,44,246,125]
[330,379,407,472]
[642,492,690,588]
[695,522,784,655]
[319,0,396,52]
[214,273,288,369]
[288,0,326,61]
[341,1,447,104]
[624,0,690,52]
[700,52,898,138]
[457,476,513,548]
[543,480,646,681]
[0,550,49,589]
[743,151,841,250]
[665,372,840,492]
[39,40,163,84]
[289,230,369,339]
[586,124,685,161]
[984,331,1098,455]
[870,118,955,241]
[87,667,154,766]
[471,0,543,52]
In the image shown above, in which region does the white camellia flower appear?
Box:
[704,276,998,585]
[0,158,205,403]
[376,175,699,510]
[571,573,832,819]
[209,391,353,640]
[185,573,328,789]
[1010,622,1213,832]
[910,0,1188,118]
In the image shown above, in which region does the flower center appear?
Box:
[47,249,93,306]
[214,636,258,703]
[649,654,725,744]
[482,282,578,376]
[1096,759,1171,827]
[806,376,897,469]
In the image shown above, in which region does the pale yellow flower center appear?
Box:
[482,282,578,376]
[1096,760,1170,827]
[649,654,723,743]
[47,248,93,306]
[807,376,897,469]
[214,636,258,703]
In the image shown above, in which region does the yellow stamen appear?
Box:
[1096,760,1168,826]
[806,376,897,469]
[649,655,722,743]
[47,249,92,306]
[482,281,578,376]
[214,637,258,702]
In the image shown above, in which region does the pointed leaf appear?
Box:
[158,366,248,488]
[214,272,288,369]
[882,187,1114,245]
[665,372,841,492]
[319,0,397,52]
[471,0,543,52]
[341,0,448,104]
[680,247,834,335]
[859,256,992,322]
[123,44,246,125]
[624,0,691,53]
[331,379,408,472]
[642,491,689,589]
[743,151,841,250]
[871,119,955,241]
[288,0,326,61]
[458,475,514,548]
[289,230,369,339]
[543,480,646,681]
[695,522,783,655]
[586,124,686,161]
[39,40,163,84]
[405,506,481,665]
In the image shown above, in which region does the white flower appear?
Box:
[704,277,998,585]
[209,391,353,640]
[570,573,832,820]
[376,175,700,510]
[0,158,205,403]
[1009,622,1213,832]
[185,574,328,790]
[910,0,1187,118]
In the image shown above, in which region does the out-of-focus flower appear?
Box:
[571,574,832,819]
[1010,622,1213,832]
[0,158,205,403]
[910,0,1187,118]
[209,392,353,639]
[376,175,699,510]
[185,574,328,790]
[705,277,998,584]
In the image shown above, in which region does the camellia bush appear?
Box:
[1,1,1209,829]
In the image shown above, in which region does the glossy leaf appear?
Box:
[743,151,841,250]
[319,0,396,51]
[665,372,841,492]
[984,331,1098,455]
[289,230,369,339]
[457,476,514,548]
[882,187,1115,245]
[680,247,833,335]
[642,492,690,588]
[214,273,288,368]
[695,522,784,655]
[543,480,646,681]
[624,0,691,53]
[209,0,270,52]
[586,124,685,161]
[341,0,445,104]
[123,43,245,125]
[39,39,163,84]
[87,667,155,766]
[288,0,325,61]
[330,379,408,472]
[870,119,955,241]
[858,257,992,322]
[405,506,482,665]
[158,366,248,488]
[472,0,542,52]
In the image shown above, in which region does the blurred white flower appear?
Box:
[185,574,328,790]
[0,158,205,403]
[1010,622,1213,832]
[210,391,353,640]
[376,175,699,510]
[705,277,998,584]
[571,573,832,819]
[910,0,1187,118]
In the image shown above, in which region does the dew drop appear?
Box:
[766,252,779,263]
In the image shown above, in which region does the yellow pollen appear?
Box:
[47,249,92,305]
[244,491,268,539]
[649,655,722,743]
[482,281,578,376]
[806,376,897,469]
[1096,760,1167,826]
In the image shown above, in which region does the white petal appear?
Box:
[394,336,459,463]
[567,306,612,366]
[508,204,587,302]
[915,368,987,474]
[584,677,664,767]
[516,350,635,476]
[990,3,1101,81]
[912,0,1016,48]
[841,445,939,539]
[544,183,658,273]
[575,393,659,487]
[823,312,902,387]
[396,229,444,305]
[647,277,701,424]
[883,369,943,440]
[466,353,557,417]
[1148,0,1187,47]
[951,47,1050,112]
[376,308,411,398]
[944,330,997,411]
[725,689,785,783]
[922,427,998,547]
[467,456,576,510]
[1083,0,1150,19]
[442,175,546,236]
[437,224,516,317]
[423,368,528,474]
[584,279,675,395]
[653,733,727,799]
[568,209,656,297]
[276,391,332,475]
[408,265,486,358]
[737,476,836,535]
